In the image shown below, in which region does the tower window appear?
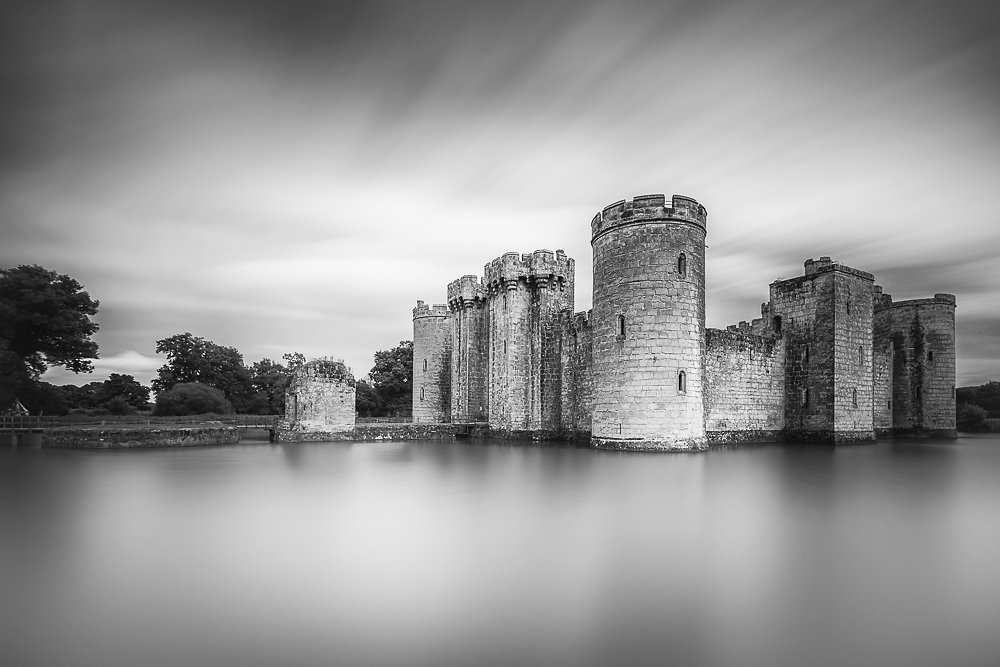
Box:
[803,346,809,363]
[858,345,864,366]
[503,340,507,354]
[423,359,428,372]
[678,253,687,277]
[773,316,782,334]
[617,314,626,337]
[801,388,809,407]
[928,350,934,362]
[678,370,686,393]
[420,387,425,401]
[852,388,858,407]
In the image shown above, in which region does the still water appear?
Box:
[3,436,1000,667]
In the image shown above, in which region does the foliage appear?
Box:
[103,395,135,416]
[153,382,233,416]
[956,381,1000,419]
[152,333,254,412]
[956,402,989,433]
[355,379,382,417]
[367,340,413,418]
[250,357,293,415]
[0,265,99,378]
[96,373,150,410]
[17,381,69,416]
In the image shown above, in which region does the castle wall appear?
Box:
[875,294,957,437]
[872,293,894,435]
[704,329,785,442]
[448,276,489,423]
[484,250,574,434]
[277,359,356,440]
[412,301,452,423]
[590,195,707,451]
[560,310,593,437]
[831,269,875,440]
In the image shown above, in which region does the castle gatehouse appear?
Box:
[413,194,956,450]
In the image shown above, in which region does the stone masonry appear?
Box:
[412,194,957,450]
[276,359,356,442]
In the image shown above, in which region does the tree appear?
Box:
[250,357,292,415]
[355,378,382,417]
[153,382,233,416]
[368,340,413,418]
[0,265,99,378]
[957,402,989,433]
[152,333,254,412]
[95,373,150,410]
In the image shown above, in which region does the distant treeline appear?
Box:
[956,381,1000,433]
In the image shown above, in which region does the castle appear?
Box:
[412,194,957,451]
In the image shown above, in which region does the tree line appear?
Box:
[956,382,1000,433]
[1,265,413,418]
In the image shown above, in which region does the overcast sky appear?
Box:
[3,0,999,388]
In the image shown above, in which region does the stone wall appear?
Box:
[704,329,785,440]
[590,194,708,451]
[872,289,894,435]
[277,359,356,440]
[43,426,239,448]
[831,268,876,440]
[875,293,957,437]
[412,301,452,423]
[560,310,593,437]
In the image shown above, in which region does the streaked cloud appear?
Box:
[2,0,997,386]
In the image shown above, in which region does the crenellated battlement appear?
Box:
[447,275,485,309]
[591,194,707,242]
[875,292,957,312]
[413,300,450,319]
[483,248,574,292]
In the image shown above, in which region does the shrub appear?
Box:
[957,402,989,433]
[153,382,233,416]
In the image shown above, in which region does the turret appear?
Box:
[590,194,708,451]
[412,300,452,423]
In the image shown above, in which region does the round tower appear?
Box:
[412,300,452,424]
[590,194,708,451]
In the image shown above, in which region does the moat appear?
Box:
[3,437,999,667]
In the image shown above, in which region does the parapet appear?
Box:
[591,194,707,242]
[413,300,450,319]
[483,249,574,292]
[447,275,484,308]
[773,257,874,289]
[875,292,957,312]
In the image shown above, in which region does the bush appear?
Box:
[104,395,135,416]
[957,402,989,433]
[153,382,233,416]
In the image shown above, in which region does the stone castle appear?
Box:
[413,194,957,451]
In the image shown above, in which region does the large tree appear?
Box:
[152,333,254,412]
[0,265,100,412]
[368,340,413,418]
[0,265,100,377]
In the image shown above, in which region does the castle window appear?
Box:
[852,388,858,408]
[801,388,809,406]
[928,350,934,362]
[678,253,687,277]
[420,387,425,401]
[773,316,782,334]
[888,400,892,410]
[617,314,626,338]
[423,359,428,372]
[678,370,687,393]
[858,345,864,366]
[503,340,507,354]
[803,346,809,364]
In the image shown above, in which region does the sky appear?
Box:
[3,0,999,388]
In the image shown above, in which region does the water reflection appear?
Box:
[2,437,1000,667]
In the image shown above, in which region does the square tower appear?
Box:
[767,258,875,442]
